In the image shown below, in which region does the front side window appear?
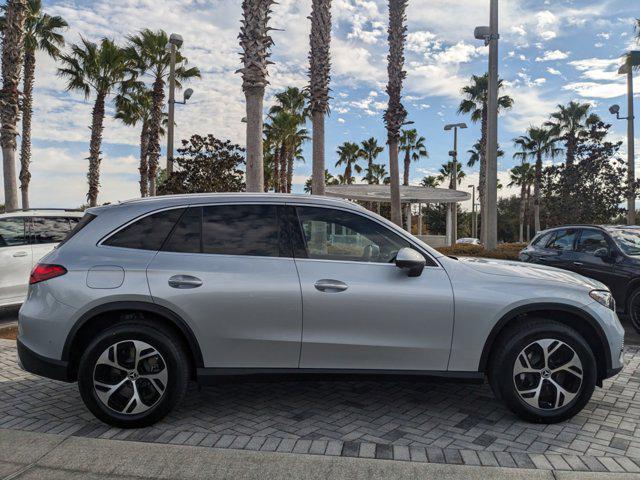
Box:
[32,217,74,244]
[296,206,413,263]
[104,208,185,251]
[0,217,26,247]
[576,230,610,255]
[546,229,577,251]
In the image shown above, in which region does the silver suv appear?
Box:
[18,194,625,427]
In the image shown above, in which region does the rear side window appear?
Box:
[104,209,184,251]
[32,217,75,244]
[0,217,26,247]
[59,213,95,246]
[163,207,201,253]
[576,230,610,254]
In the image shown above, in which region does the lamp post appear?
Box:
[468,184,477,239]
[444,123,467,244]
[474,0,500,249]
[610,51,639,225]
[400,120,415,232]
[166,33,185,175]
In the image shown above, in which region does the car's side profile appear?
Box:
[519,225,640,333]
[18,194,625,428]
[0,210,83,308]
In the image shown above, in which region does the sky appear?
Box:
[1,0,639,210]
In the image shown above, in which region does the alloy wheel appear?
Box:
[93,340,168,415]
[513,338,583,410]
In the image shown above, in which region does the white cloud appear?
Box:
[535,50,570,62]
[547,67,562,76]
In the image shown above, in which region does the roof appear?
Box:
[325,185,471,204]
[0,209,84,219]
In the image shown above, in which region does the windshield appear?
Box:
[609,228,640,255]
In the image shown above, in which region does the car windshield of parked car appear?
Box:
[610,228,640,256]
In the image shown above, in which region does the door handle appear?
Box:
[168,275,203,289]
[573,262,584,267]
[314,279,348,293]
[12,251,28,258]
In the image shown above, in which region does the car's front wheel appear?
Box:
[627,288,640,333]
[489,319,597,423]
[77,321,189,428]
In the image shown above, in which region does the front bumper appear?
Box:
[17,338,72,382]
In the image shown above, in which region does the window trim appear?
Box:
[287,203,440,268]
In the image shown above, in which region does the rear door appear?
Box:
[0,216,32,305]
[146,204,303,369]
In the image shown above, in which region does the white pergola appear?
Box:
[325,185,471,245]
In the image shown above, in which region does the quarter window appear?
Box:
[163,207,202,254]
[546,229,577,251]
[32,217,74,244]
[295,206,415,263]
[0,217,26,247]
[104,208,185,251]
[576,230,610,255]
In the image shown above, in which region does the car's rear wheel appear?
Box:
[627,289,640,333]
[78,321,189,428]
[489,319,596,423]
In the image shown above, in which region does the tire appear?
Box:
[488,319,597,424]
[77,321,189,428]
[627,289,640,334]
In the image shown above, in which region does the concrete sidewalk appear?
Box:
[1,429,639,480]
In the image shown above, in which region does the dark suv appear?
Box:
[520,225,640,332]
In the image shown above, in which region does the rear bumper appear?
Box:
[17,338,72,382]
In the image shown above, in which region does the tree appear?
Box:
[1,0,28,212]
[158,134,245,194]
[304,169,337,193]
[458,74,513,241]
[508,162,534,242]
[58,38,133,207]
[308,0,332,196]
[545,101,600,167]
[399,128,428,186]
[335,141,362,184]
[115,84,158,197]
[420,175,439,188]
[368,163,389,185]
[0,0,67,209]
[437,161,466,188]
[238,1,275,192]
[384,0,408,227]
[360,137,384,184]
[513,127,562,233]
[126,30,200,196]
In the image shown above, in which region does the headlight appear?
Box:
[590,290,615,311]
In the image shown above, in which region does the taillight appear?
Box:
[29,264,67,285]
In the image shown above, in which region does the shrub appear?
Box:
[436,242,527,261]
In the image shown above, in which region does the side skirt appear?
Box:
[196,368,485,386]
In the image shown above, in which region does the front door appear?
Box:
[292,205,454,371]
[0,217,32,305]
[146,204,303,368]
[572,228,620,289]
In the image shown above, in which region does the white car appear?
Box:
[456,237,482,245]
[0,209,84,307]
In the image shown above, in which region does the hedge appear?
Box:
[435,243,528,261]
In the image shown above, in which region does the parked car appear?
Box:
[18,195,624,427]
[0,209,84,308]
[456,237,481,245]
[520,225,640,333]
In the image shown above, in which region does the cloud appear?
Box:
[546,67,561,76]
[564,57,626,99]
[535,50,570,62]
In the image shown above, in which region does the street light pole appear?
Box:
[444,123,467,245]
[484,0,499,249]
[468,184,477,239]
[627,65,636,225]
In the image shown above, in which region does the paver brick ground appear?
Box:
[1,341,639,473]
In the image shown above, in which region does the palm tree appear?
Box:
[335,142,362,184]
[458,74,513,240]
[127,29,200,196]
[437,161,466,188]
[0,0,28,212]
[360,137,384,184]
[238,1,276,192]
[0,1,67,209]
[545,101,600,167]
[368,163,390,185]
[399,129,428,186]
[513,127,563,233]
[308,0,332,196]
[304,169,337,193]
[115,84,158,197]
[58,38,133,207]
[508,162,535,242]
[420,175,439,188]
[384,0,408,226]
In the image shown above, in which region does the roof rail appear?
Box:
[19,208,83,212]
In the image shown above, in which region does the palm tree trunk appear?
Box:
[1,0,28,212]
[245,86,265,192]
[311,111,325,195]
[87,92,106,207]
[534,152,542,233]
[402,148,411,226]
[286,150,294,193]
[19,49,36,210]
[273,145,280,193]
[518,184,526,243]
[389,140,402,226]
[147,76,165,197]
[279,142,287,193]
[139,121,149,197]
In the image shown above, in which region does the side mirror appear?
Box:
[395,247,426,277]
[594,248,617,262]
